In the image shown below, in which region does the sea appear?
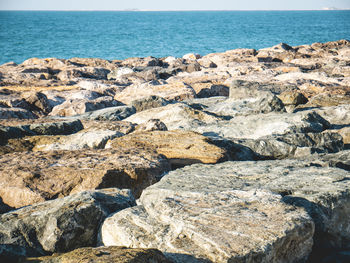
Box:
[0,10,349,65]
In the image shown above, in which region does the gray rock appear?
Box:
[196,84,229,98]
[125,103,221,130]
[134,119,168,132]
[102,158,350,262]
[79,105,136,121]
[238,131,344,159]
[0,188,135,257]
[101,177,314,262]
[28,120,84,136]
[0,107,37,119]
[193,111,329,140]
[130,95,170,112]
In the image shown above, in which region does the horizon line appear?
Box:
[1,8,350,12]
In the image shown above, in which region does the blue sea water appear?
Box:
[0,10,349,65]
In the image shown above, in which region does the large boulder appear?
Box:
[192,111,330,140]
[125,103,221,130]
[130,95,170,112]
[0,148,170,208]
[49,96,121,117]
[114,81,196,104]
[107,130,228,168]
[101,158,350,262]
[0,189,135,257]
[21,246,171,263]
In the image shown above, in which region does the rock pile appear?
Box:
[0,39,350,262]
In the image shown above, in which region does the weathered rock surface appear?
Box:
[0,107,37,119]
[21,246,172,263]
[101,158,350,262]
[130,95,170,112]
[49,96,121,117]
[0,148,170,208]
[114,81,196,104]
[192,111,329,140]
[0,189,135,257]
[125,103,221,130]
[107,130,228,168]
[101,187,314,263]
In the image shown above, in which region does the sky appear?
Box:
[0,0,350,10]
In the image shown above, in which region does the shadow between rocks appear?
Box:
[282,195,350,263]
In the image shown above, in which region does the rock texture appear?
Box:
[101,159,350,262]
[21,246,171,263]
[107,130,228,168]
[0,189,135,257]
[0,148,170,208]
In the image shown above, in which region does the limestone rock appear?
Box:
[115,81,196,104]
[130,95,170,112]
[107,130,228,168]
[125,103,221,130]
[57,67,110,81]
[70,105,136,121]
[22,246,171,263]
[30,129,124,151]
[278,91,308,106]
[0,107,37,119]
[338,127,350,145]
[0,148,170,208]
[49,96,121,117]
[101,158,350,262]
[101,188,313,262]
[0,189,135,257]
[134,119,168,132]
[193,111,329,140]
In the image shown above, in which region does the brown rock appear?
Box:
[0,148,170,208]
[134,119,168,132]
[22,246,171,263]
[278,91,308,106]
[338,127,350,145]
[107,130,228,168]
[114,81,196,104]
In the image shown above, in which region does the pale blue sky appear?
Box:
[1,0,350,10]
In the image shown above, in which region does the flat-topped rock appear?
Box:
[125,103,221,130]
[192,111,329,140]
[0,189,135,257]
[101,158,350,262]
[0,148,170,208]
[107,130,228,168]
[114,81,196,104]
[101,188,313,262]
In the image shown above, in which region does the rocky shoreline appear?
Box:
[0,39,349,262]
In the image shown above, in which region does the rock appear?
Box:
[30,129,124,151]
[134,119,168,132]
[130,95,170,112]
[107,130,228,168]
[81,120,136,134]
[193,111,329,140]
[102,158,350,262]
[76,105,136,121]
[183,53,201,60]
[125,103,221,130]
[114,81,196,105]
[57,67,110,81]
[0,148,170,208]
[278,91,308,106]
[298,105,350,126]
[0,107,37,119]
[107,67,134,80]
[196,84,229,98]
[101,187,313,262]
[28,120,84,136]
[49,96,121,117]
[338,127,350,145]
[238,131,344,160]
[21,92,53,115]
[0,120,84,145]
[22,246,171,263]
[0,189,135,257]
[257,43,297,63]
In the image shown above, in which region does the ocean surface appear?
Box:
[0,10,349,65]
